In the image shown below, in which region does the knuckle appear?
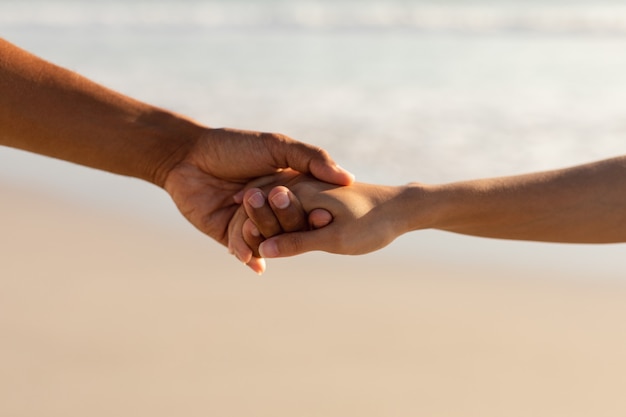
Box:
[261,131,291,145]
[315,146,330,159]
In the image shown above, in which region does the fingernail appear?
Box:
[248,191,265,209]
[271,190,290,209]
[259,240,279,258]
[250,223,260,237]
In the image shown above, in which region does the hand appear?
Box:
[227,171,334,274]
[162,127,354,268]
[232,174,410,263]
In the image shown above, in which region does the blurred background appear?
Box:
[2,1,626,416]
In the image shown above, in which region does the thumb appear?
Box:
[272,138,354,186]
[258,228,336,258]
[309,208,333,229]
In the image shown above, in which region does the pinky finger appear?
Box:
[243,218,265,258]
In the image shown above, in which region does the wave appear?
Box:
[4,1,626,35]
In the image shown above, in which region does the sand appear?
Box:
[2,181,626,417]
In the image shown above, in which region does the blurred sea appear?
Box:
[2,0,626,277]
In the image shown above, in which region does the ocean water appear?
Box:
[2,0,626,276]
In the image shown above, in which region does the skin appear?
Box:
[231,156,626,270]
[0,38,354,272]
[227,170,334,273]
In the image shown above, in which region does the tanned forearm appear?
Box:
[0,38,204,187]
[411,156,626,243]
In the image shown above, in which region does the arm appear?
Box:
[239,157,626,259]
[0,38,198,185]
[421,156,626,243]
[0,38,354,263]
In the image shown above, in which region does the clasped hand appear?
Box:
[227,170,413,274]
[162,127,361,274]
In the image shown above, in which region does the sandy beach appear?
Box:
[2,181,626,417]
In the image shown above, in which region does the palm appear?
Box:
[165,160,244,246]
[164,129,282,245]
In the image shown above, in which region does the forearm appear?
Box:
[0,38,203,186]
[409,156,626,243]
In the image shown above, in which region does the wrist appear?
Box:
[141,110,206,188]
[398,182,444,234]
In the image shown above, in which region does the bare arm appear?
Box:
[425,156,626,243]
[0,37,199,186]
[237,157,626,259]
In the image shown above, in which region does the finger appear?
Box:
[267,186,308,232]
[242,218,265,258]
[309,208,333,229]
[228,212,266,274]
[258,227,337,258]
[243,188,282,238]
[269,136,355,186]
[227,207,254,264]
[246,257,266,275]
[310,159,355,187]
[232,171,291,203]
